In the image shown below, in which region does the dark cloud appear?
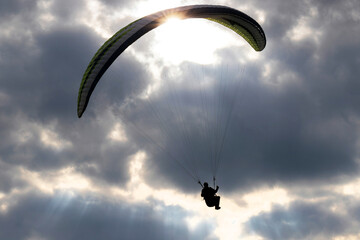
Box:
[0,3,147,186]
[0,0,37,20]
[0,25,96,168]
[0,161,27,193]
[220,76,358,189]
[247,201,348,239]
[98,0,130,7]
[120,56,358,193]
[348,202,360,223]
[0,191,214,240]
[110,62,243,191]
[257,0,309,41]
[50,0,85,20]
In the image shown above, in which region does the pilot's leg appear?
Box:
[215,196,221,210]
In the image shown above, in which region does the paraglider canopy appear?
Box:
[77,4,266,118]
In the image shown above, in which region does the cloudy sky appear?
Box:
[1,0,360,239]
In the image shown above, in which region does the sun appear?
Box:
[151,17,245,65]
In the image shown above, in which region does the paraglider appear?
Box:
[201,182,221,210]
[77,5,266,210]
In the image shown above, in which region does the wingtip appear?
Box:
[77,109,83,118]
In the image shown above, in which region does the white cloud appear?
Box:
[107,122,128,142]
[40,128,72,151]
[287,10,322,44]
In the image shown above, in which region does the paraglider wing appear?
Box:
[77,5,266,117]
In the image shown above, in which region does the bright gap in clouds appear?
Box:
[151,17,244,65]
